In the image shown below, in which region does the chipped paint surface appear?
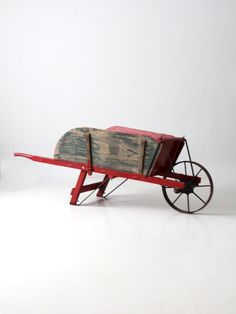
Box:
[54,127,160,174]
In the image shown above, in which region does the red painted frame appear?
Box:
[14,152,200,205]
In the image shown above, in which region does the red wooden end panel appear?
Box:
[150,138,185,176]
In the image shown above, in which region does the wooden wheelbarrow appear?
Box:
[14,126,214,213]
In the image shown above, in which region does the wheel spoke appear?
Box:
[184,162,187,175]
[190,163,194,176]
[187,194,190,212]
[172,193,183,205]
[195,168,203,177]
[193,191,206,204]
[196,185,211,188]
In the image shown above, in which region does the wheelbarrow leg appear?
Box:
[70,170,87,205]
[96,175,110,197]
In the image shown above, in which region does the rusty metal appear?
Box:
[162,161,214,213]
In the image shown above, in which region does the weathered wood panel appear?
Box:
[54,127,161,175]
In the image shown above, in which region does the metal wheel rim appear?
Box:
[162,161,214,214]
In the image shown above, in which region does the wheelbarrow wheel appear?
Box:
[162,161,214,214]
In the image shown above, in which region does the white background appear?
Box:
[0,1,236,313]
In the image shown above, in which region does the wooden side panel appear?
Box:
[54,127,160,175]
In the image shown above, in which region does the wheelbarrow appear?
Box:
[14,126,214,213]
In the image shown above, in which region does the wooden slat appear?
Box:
[138,139,146,174]
[85,133,92,174]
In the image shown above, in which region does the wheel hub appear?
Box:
[174,181,197,195]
